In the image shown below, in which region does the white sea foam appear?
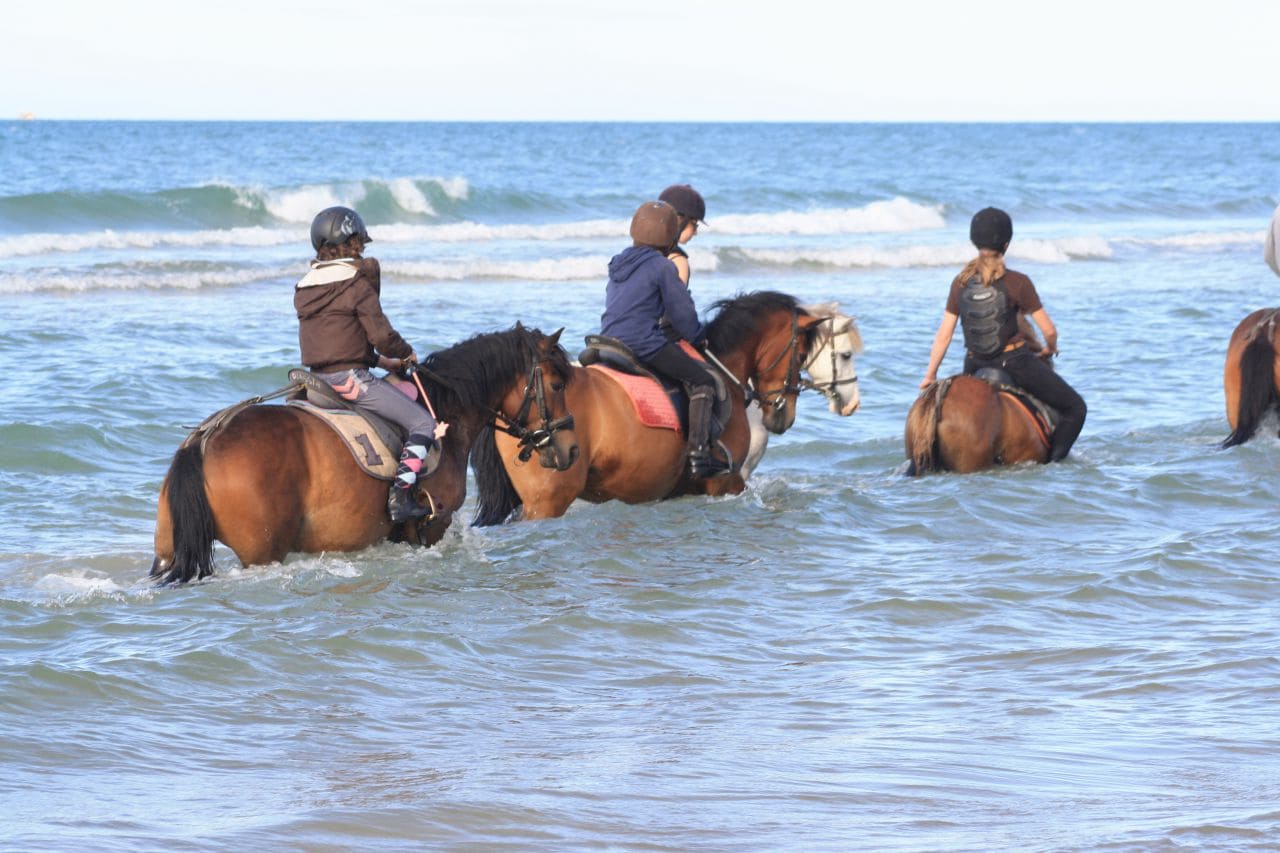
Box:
[436,177,471,201]
[0,226,297,258]
[1124,229,1264,249]
[0,199,942,259]
[0,267,282,294]
[735,236,1114,270]
[249,176,470,221]
[33,569,127,599]
[263,183,364,223]
[388,178,436,216]
[386,255,613,282]
[710,197,946,235]
[373,218,624,244]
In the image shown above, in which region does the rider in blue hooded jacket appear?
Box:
[600,200,728,478]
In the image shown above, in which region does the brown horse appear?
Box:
[151,324,577,584]
[905,374,1050,474]
[1222,308,1280,447]
[471,291,824,524]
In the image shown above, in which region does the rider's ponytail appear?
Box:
[954,248,1006,288]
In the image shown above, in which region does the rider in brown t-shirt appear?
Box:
[920,207,1087,462]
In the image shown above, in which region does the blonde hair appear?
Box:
[954,248,1006,287]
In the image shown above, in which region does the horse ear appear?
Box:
[548,327,564,345]
[515,320,525,332]
[796,312,827,348]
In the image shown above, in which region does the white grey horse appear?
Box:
[741,302,863,479]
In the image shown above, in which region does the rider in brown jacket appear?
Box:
[295,206,442,522]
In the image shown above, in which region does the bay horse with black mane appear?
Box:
[471,291,824,524]
[1222,307,1280,447]
[152,324,577,584]
[905,374,1052,474]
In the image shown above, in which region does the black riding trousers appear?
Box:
[964,348,1087,462]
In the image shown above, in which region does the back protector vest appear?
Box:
[958,276,1008,358]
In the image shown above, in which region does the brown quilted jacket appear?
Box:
[294,257,414,372]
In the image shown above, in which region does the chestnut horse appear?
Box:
[471,291,824,524]
[152,325,577,584]
[741,302,862,479]
[905,374,1050,474]
[1222,308,1280,447]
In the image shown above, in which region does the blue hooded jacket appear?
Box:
[599,246,705,359]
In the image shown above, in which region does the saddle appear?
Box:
[284,368,434,481]
[972,367,1060,441]
[578,335,732,435]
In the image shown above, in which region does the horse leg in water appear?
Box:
[936,377,1003,473]
[739,401,768,481]
[493,425,588,521]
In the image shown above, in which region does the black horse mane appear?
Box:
[704,291,806,354]
[416,325,570,415]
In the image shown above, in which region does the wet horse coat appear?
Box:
[1222,307,1280,447]
[471,291,823,524]
[151,326,577,583]
[904,374,1050,474]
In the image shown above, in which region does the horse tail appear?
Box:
[151,441,216,585]
[905,381,946,475]
[1223,332,1279,448]
[470,424,524,526]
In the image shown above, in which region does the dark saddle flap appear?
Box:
[579,335,663,382]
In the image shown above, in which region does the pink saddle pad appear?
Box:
[587,364,681,432]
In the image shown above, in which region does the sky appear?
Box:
[7,0,1279,122]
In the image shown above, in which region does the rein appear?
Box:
[700,347,757,405]
[490,357,575,462]
[748,309,807,413]
[703,308,811,413]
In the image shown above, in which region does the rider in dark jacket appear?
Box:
[600,201,728,478]
[920,207,1086,462]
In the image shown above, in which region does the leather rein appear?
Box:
[703,309,811,414]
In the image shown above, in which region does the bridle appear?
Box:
[748,309,809,415]
[701,308,810,414]
[799,316,860,407]
[491,354,575,462]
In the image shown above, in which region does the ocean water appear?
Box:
[2,120,1280,850]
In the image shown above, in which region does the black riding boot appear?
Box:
[387,433,437,523]
[686,389,729,478]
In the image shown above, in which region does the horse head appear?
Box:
[800,302,862,417]
[705,291,823,435]
[498,323,579,471]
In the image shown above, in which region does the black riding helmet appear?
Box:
[630,200,680,251]
[310,206,372,251]
[658,184,707,224]
[970,207,1012,251]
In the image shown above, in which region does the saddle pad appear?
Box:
[587,364,681,432]
[288,400,398,480]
